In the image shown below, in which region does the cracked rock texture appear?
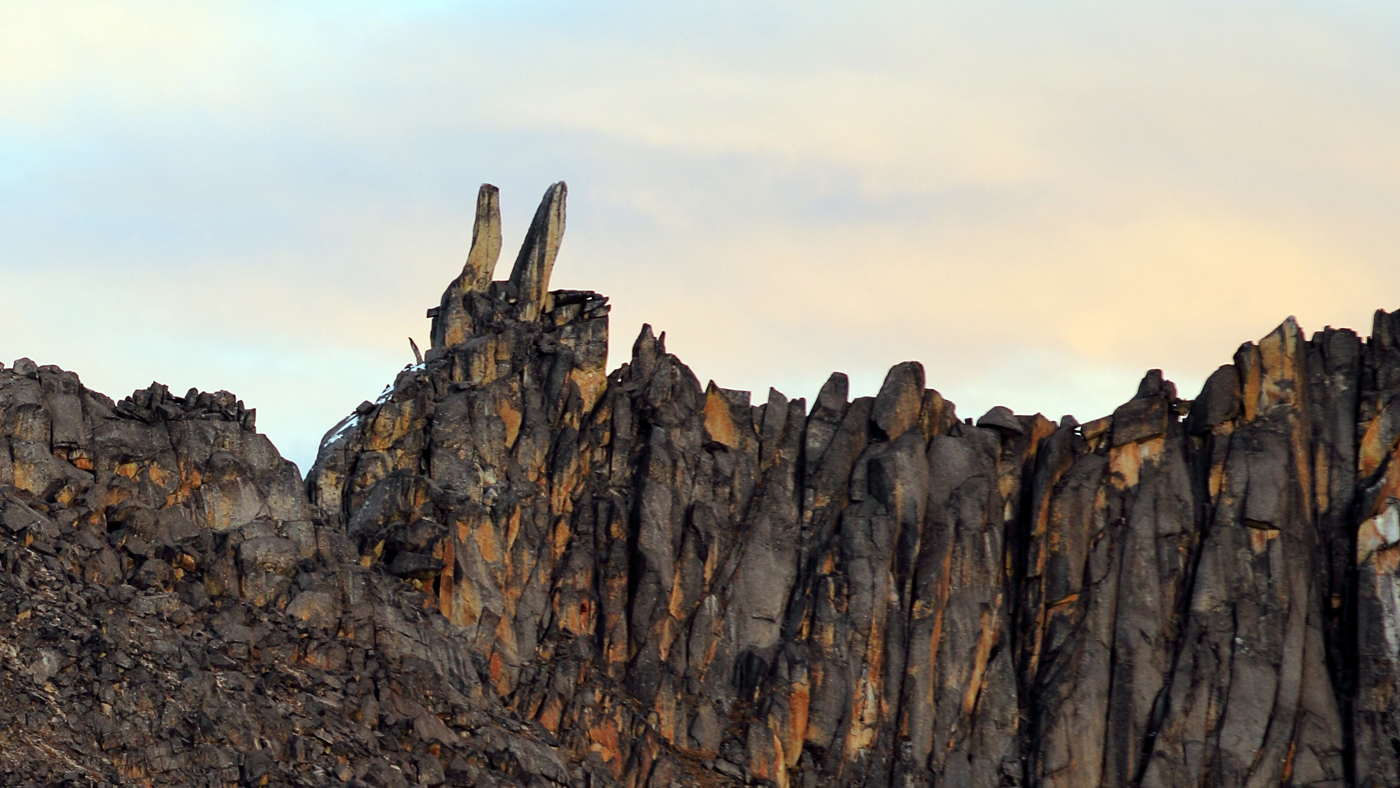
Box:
[6,183,1400,787]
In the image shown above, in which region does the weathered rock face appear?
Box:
[0,368,572,786]
[295,182,1400,788]
[8,182,1400,787]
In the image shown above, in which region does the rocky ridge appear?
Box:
[3,182,1400,787]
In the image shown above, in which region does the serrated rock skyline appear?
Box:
[1,183,1399,787]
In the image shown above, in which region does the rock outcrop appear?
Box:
[0,369,585,787]
[5,182,1400,787]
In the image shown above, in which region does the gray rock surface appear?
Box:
[0,369,567,787]
[6,183,1400,788]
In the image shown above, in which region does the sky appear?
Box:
[3,2,1400,472]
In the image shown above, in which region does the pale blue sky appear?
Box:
[4,2,1400,470]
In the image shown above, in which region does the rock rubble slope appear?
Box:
[5,182,1400,787]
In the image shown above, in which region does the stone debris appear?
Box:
[0,356,576,787]
[5,183,1400,788]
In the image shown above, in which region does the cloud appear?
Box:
[3,2,1400,469]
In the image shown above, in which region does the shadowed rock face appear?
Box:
[0,369,582,786]
[5,183,1400,787]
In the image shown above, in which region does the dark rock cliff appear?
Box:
[3,183,1400,787]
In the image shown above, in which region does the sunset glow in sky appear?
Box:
[4,2,1400,470]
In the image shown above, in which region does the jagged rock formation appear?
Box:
[5,182,1400,787]
[299,183,1400,788]
[0,370,585,787]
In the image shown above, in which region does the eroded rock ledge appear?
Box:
[3,183,1400,788]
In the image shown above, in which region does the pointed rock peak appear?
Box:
[763,387,790,426]
[1135,369,1165,399]
[458,184,502,294]
[1133,369,1176,401]
[1262,317,1306,360]
[816,372,850,412]
[632,323,663,379]
[508,181,567,320]
[1254,315,1308,413]
[919,388,957,439]
[877,361,925,396]
[1111,379,1172,446]
[1186,364,1241,435]
[1259,315,1305,359]
[758,387,794,469]
[428,184,503,350]
[976,405,1025,434]
[872,361,925,440]
[766,386,789,410]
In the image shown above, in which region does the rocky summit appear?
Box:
[3,185,1400,788]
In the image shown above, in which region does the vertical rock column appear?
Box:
[310,182,610,700]
[1351,308,1400,788]
[1017,371,1200,788]
[1142,320,1344,788]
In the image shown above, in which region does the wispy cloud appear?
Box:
[3,2,1399,468]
